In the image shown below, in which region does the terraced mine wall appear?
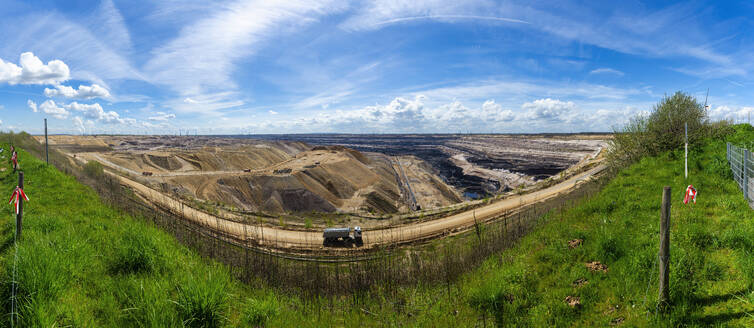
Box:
[244,134,605,197]
[20,132,607,295]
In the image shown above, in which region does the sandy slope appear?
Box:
[114,160,605,251]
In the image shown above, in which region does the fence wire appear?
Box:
[14,134,606,296]
[727,142,754,206]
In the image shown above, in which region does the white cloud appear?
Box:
[482,100,516,121]
[589,68,624,76]
[230,93,647,133]
[1,12,142,84]
[412,80,644,105]
[268,110,278,115]
[340,1,525,31]
[44,84,111,99]
[286,96,518,132]
[167,92,244,114]
[0,52,69,85]
[148,112,176,121]
[65,102,121,123]
[144,0,347,97]
[90,0,132,53]
[27,100,38,113]
[708,105,754,122]
[38,100,70,119]
[341,1,747,78]
[522,98,576,120]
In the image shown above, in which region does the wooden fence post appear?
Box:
[16,172,24,239]
[44,118,49,165]
[659,186,671,311]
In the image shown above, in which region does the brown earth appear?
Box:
[65,150,605,251]
[47,135,461,216]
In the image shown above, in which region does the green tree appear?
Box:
[608,91,718,168]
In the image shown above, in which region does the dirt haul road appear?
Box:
[109,156,605,251]
[82,152,300,178]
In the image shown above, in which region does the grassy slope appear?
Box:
[0,144,279,326]
[460,124,754,327]
[1,125,753,326]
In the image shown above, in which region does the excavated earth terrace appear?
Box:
[42,134,607,219]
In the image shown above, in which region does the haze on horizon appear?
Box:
[0,0,752,135]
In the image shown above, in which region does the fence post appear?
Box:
[658,186,671,311]
[16,172,24,239]
[744,149,749,202]
[44,118,49,165]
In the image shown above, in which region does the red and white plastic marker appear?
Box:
[684,185,697,204]
[11,151,17,169]
[8,186,28,215]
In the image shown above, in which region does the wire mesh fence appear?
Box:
[13,132,607,296]
[727,142,754,206]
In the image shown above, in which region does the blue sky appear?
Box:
[0,0,753,134]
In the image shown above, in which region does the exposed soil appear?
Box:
[43,134,605,225]
[565,296,581,308]
[55,142,606,252]
[572,278,589,287]
[586,261,609,272]
[568,238,583,249]
[249,134,606,197]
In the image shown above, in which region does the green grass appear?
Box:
[0,143,274,326]
[1,125,753,326]
[457,124,754,327]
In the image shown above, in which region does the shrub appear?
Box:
[607,91,731,168]
[83,160,105,179]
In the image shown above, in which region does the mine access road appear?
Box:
[81,151,605,253]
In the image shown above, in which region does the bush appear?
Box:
[83,160,105,179]
[607,91,731,168]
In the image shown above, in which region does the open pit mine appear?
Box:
[43,134,606,220]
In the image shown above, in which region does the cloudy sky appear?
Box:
[0,0,753,134]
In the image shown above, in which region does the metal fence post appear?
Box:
[744,149,749,202]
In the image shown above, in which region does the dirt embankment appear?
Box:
[103,155,606,252]
[54,136,462,216]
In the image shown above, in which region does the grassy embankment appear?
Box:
[0,139,278,326]
[1,125,753,326]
